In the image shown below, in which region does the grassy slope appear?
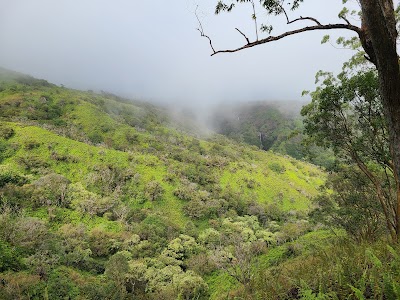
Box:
[0,69,324,218]
[0,68,326,298]
[220,153,323,211]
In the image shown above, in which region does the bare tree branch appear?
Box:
[210,23,361,56]
[235,28,250,44]
[197,28,216,54]
[277,2,322,26]
[195,6,216,54]
[340,15,352,26]
[288,16,322,26]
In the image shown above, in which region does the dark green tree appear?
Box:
[311,166,386,242]
[47,267,80,299]
[105,251,131,298]
[302,66,398,240]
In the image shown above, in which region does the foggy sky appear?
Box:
[0,0,360,109]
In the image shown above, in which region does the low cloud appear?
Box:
[0,0,357,111]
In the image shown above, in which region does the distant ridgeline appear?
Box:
[210,102,334,169]
[210,102,296,151]
[0,67,328,299]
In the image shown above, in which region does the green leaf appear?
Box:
[349,285,365,300]
[321,35,330,44]
[366,248,382,268]
[338,7,349,18]
[387,244,400,260]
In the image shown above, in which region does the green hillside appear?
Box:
[211,102,295,151]
[0,68,326,299]
[211,102,335,169]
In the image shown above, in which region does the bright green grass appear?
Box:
[5,123,188,227]
[220,151,325,211]
[206,271,238,300]
[28,207,124,232]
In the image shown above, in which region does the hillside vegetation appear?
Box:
[0,68,327,299]
[210,102,335,169]
[2,68,399,299]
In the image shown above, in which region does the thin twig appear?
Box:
[279,2,290,23]
[235,28,250,44]
[288,16,322,26]
[197,29,216,53]
[340,15,352,25]
[250,0,259,40]
[195,6,216,54]
[277,2,321,25]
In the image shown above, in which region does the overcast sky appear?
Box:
[0,0,360,109]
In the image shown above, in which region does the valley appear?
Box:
[1,67,399,299]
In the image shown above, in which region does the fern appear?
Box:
[348,285,365,300]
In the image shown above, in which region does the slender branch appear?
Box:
[288,16,322,26]
[197,29,216,53]
[350,149,397,239]
[195,6,205,34]
[235,28,250,44]
[280,2,290,23]
[277,2,321,25]
[210,23,361,56]
[250,0,259,40]
[195,6,216,54]
[340,15,352,26]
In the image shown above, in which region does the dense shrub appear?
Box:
[11,217,48,250]
[47,267,80,299]
[31,173,70,207]
[88,132,104,144]
[0,141,16,163]
[0,125,15,139]
[173,181,198,201]
[17,154,49,173]
[0,272,44,300]
[0,240,23,272]
[0,165,27,188]
[269,162,286,174]
[88,227,120,257]
[145,181,165,202]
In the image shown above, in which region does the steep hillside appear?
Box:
[211,102,294,151]
[211,102,335,169]
[0,68,325,299]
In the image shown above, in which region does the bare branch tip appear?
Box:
[235,28,250,44]
[340,15,352,26]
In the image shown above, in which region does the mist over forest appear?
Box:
[1,1,400,299]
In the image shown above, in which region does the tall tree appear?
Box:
[302,67,396,240]
[200,0,400,241]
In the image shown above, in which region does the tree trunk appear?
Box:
[360,0,400,241]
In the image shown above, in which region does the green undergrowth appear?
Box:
[220,153,324,212]
[207,230,339,299]
[3,123,188,227]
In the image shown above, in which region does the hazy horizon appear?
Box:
[0,0,360,110]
